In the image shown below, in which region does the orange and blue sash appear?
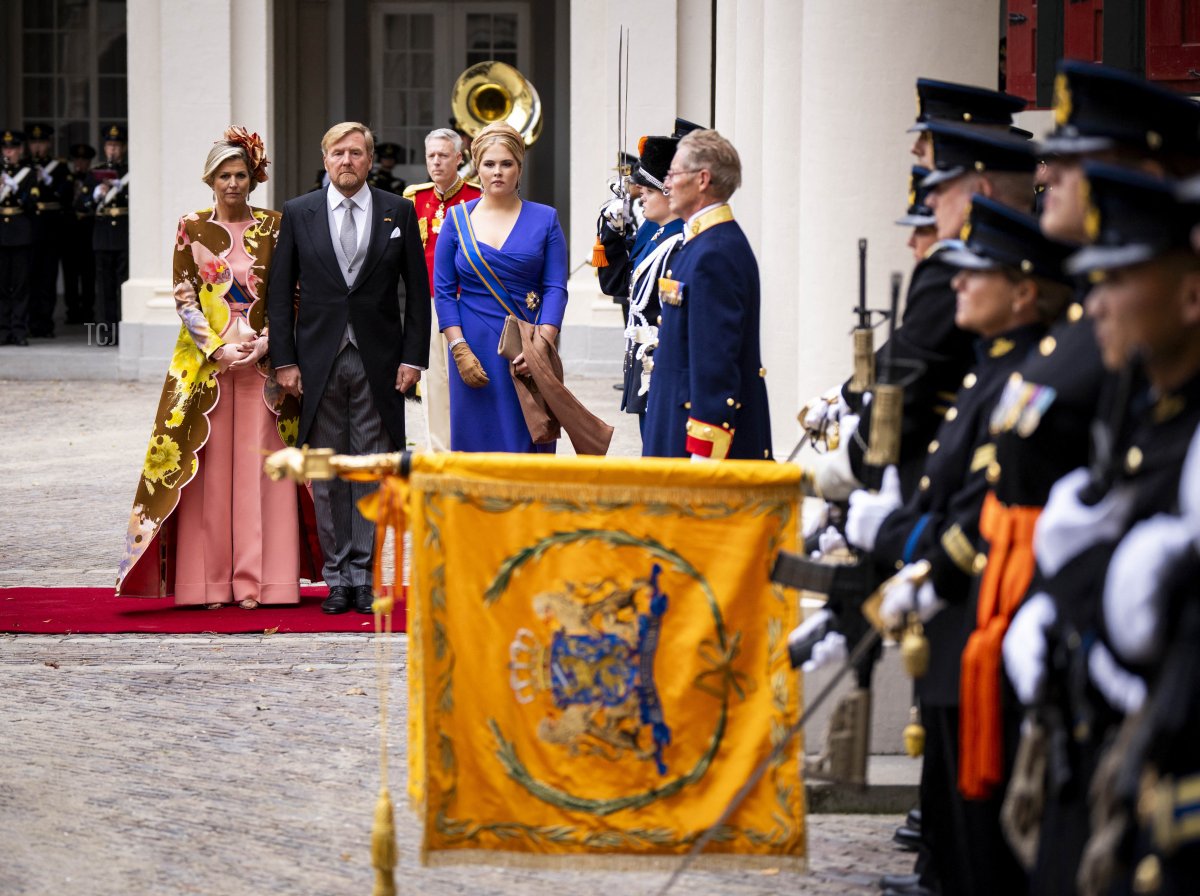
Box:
[451,203,536,322]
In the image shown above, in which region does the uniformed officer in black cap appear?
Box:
[85,123,129,341]
[62,143,97,324]
[0,129,35,346]
[1089,174,1200,895]
[845,195,1074,896]
[897,165,938,263]
[1000,163,1200,896]
[1041,60,1200,245]
[991,67,1200,894]
[811,122,1039,500]
[368,142,407,195]
[24,123,71,338]
[908,77,1030,168]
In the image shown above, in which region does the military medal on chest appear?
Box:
[432,201,445,234]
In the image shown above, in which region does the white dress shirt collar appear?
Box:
[327,181,371,212]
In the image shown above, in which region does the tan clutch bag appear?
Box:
[497,314,523,360]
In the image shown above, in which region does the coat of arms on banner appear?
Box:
[404,454,806,870]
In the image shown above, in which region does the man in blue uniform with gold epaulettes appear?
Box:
[641,129,772,461]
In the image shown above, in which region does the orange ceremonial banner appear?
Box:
[397,452,806,870]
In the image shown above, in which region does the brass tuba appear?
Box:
[450,60,542,146]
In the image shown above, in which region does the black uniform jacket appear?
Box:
[873,325,1044,706]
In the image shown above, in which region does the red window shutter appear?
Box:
[1064,0,1104,63]
[1146,0,1200,90]
[1007,0,1039,103]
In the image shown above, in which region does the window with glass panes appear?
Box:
[19,0,127,156]
[373,2,529,187]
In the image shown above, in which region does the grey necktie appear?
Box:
[339,197,357,269]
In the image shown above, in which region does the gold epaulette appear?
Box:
[402,181,434,200]
[465,177,482,189]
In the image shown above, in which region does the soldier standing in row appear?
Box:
[62,143,96,325]
[369,142,407,195]
[0,129,34,346]
[86,124,130,344]
[25,123,72,338]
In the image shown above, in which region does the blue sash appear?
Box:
[226,278,252,307]
[450,204,536,322]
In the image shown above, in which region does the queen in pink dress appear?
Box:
[115,128,320,607]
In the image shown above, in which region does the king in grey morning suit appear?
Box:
[268,122,430,615]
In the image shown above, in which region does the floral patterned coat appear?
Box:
[116,206,319,596]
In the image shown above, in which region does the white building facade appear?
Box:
[10,0,1011,453]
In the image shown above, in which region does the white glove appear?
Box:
[1088,641,1146,715]
[803,632,848,673]
[801,498,830,541]
[2,173,16,189]
[845,464,902,552]
[879,563,945,629]
[1003,592,1057,706]
[817,525,848,556]
[601,196,627,231]
[1103,513,1192,665]
[801,388,850,435]
[690,453,714,463]
[808,414,864,501]
[1034,468,1135,578]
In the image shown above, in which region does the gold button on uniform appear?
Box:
[726,397,735,406]
[987,461,1001,483]
[919,475,931,491]
[657,315,662,325]
[1068,303,1084,323]
[1125,445,1144,474]
[973,554,988,574]
[666,269,672,278]
[759,367,767,377]
[928,440,940,454]
[963,373,977,389]
[945,408,958,422]
[1040,336,1057,356]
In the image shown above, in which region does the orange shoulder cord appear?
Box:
[959,490,1041,800]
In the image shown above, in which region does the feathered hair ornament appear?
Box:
[223,126,270,183]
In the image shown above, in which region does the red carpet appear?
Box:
[0,586,407,634]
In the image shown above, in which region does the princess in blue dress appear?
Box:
[433,121,568,452]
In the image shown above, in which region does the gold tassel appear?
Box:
[371,788,397,896]
[591,235,609,267]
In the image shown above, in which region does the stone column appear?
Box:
[121,0,273,380]
[786,0,1001,450]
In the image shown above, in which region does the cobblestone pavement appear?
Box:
[1,376,914,895]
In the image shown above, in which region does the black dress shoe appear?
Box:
[905,808,922,830]
[883,886,934,896]
[354,584,376,614]
[892,825,923,851]
[321,585,354,615]
[879,872,921,890]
